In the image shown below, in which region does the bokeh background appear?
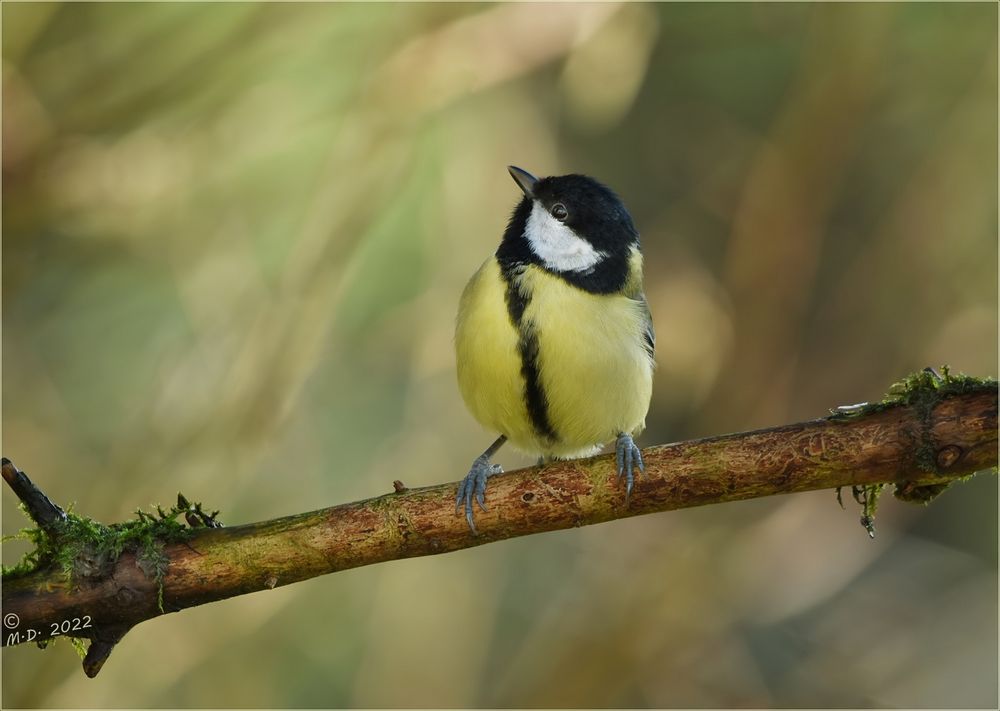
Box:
[2,2,997,707]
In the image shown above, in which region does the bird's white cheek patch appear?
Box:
[525,202,607,273]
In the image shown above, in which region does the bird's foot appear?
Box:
[615,432,645,505]
[456,455,503,534]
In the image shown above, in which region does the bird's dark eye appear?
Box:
[551,203,569,221]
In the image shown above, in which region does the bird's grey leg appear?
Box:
[615,432,645,505]
[456,435,507,533]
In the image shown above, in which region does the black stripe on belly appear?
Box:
[500,263,558,444]
[518,325,557,442]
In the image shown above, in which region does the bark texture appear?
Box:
[2,381,996,678]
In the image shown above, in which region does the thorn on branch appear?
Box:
[1,458,67,533]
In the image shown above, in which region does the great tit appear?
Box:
[454,166,655,532]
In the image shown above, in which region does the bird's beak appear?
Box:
[507,165,538,198]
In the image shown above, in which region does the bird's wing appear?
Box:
[637,292,655,360]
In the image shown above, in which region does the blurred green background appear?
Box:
[2,2,997,707]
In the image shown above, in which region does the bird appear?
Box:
[454,166,655,532]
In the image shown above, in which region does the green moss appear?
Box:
[830,366,996,423]
[892,481,953,504]
[69,635,88,658]
[831,367,997,534]
[2,494,220,613]
[837,484,886,538]
[1,505,50,577]
[883,367,995,473]
[889,368,995,488]
[830,366,996,478]
[32,633,87,657]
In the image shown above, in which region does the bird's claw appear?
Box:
[456,458,503,533]
[615,433,645,505]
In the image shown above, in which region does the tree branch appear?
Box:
[2,375,996,678]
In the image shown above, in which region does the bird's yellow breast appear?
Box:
[455,257,653,458]
[455,258,533,448]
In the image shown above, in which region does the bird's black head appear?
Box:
[497,166,640,294]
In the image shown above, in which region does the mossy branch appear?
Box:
[2,370,996,678]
